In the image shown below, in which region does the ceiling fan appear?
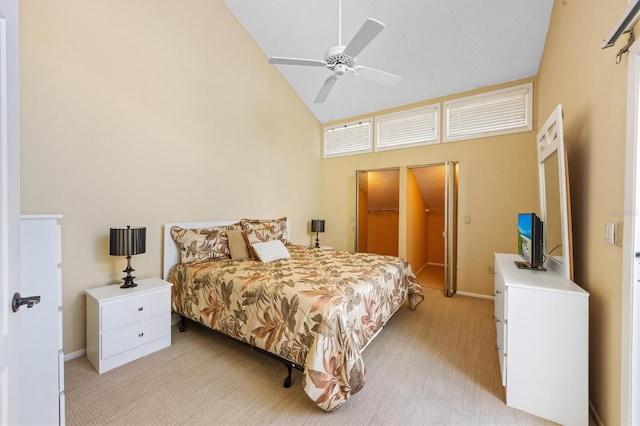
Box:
[268,0,402,103]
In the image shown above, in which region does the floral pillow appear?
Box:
[240,217,288,259]
[171,223,241,264]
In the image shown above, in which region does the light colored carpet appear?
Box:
[416,264,444,290]
[64,288,555,425]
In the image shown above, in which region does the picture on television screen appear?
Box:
[517,212,544,269]
[518,213,534,265]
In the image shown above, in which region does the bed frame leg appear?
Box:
[283,364,292,388]
[179,316,187,332]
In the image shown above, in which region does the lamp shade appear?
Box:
[109,226,146,256]
[311,219,325,233]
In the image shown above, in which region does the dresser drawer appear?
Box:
[101,312,170,359]
[101,289,169,331]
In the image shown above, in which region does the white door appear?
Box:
[623,39,640,426]
[627,79,640,423]
[0,1,22,425]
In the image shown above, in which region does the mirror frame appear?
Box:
[537,104,574,281]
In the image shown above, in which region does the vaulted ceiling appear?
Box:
[222,0,554,123]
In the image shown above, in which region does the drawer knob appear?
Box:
[138,332,144,337]
[138,307,144,311]
[495,289,501,295]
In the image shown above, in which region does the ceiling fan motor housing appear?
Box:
[325,45,355,74]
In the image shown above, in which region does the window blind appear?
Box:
[376,105,439,151]
[324,120,372,158]
[444,83,532,142]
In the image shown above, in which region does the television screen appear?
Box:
[517,213,544,269]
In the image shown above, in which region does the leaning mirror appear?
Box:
[537,105,574,281]
[543,151,563,263]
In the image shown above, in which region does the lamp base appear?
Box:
[120,256,138,288]
[120,275,138,288]
[314,233,320,248]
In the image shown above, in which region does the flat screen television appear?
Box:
[517,212,545,270]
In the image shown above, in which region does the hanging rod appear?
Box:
[603,0,640,63]
[616,30,636,64]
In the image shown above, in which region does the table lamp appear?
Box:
[109,225,146,288]
[311,219,325,248]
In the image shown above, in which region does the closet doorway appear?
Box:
[407,165,445,290]
[356,164,458,296]
[356,169,399,256]
[407,162,458,296]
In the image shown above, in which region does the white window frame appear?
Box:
[443,82,533,142]
[375,104,440,152]
[323,119,373,158]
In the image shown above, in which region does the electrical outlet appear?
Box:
[487,266,494,274]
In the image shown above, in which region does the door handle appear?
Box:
[12,292,41,312]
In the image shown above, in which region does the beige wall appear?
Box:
[427,212,445,265]
[19,1,322,354]
[406,169,429,270]
[537,1,629,423]
[319,78,540,296]
[366,212,399,256]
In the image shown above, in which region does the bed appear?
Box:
[163,218,424,412]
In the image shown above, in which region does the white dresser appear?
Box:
[19,215,64,425]
[494,253,589,425]
[86,277,172,373]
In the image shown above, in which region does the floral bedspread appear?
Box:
[168,245,424,411]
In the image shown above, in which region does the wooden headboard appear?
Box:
[162,219,291,280]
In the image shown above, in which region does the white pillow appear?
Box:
[252,240,290,263]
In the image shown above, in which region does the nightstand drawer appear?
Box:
[101,312,170,359]
[101,289,168,331]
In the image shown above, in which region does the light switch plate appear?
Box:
[605,222,615,244]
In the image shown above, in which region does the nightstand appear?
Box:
[86,277,172,374]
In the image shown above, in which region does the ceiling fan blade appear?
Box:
[355,66,402,87]
[269,57,327,67]
[342,18,385,58]
[314,75,339,103]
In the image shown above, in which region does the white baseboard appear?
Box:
[64,348,86,362]
[456,291,494,300]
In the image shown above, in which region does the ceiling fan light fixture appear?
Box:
[334,63,347,76]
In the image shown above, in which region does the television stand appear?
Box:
[514,261,546,271]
